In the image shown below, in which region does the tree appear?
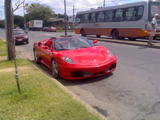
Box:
[14,15,24,28]
[55,13,65,18]
[0,20,5,28]
[13,0,25,13]
[25,3,54,25]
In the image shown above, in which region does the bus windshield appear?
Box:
[150,2,160,19]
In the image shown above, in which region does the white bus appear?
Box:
[75,0,160,40]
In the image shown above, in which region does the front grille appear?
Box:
[71,71,91,77]
[109,63,116,71]
[16,37,24,39]
[94,71,105,76]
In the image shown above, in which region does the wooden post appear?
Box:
[5,0,15,60]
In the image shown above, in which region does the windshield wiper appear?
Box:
[79,46,89,48]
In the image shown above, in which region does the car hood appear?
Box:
[57,46,111,66]
[14,34,26,37]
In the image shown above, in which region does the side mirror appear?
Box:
[38,42,42,46]
[93,40,97,44]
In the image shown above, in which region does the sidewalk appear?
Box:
[89,37,160,49]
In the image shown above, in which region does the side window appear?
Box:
[81,15,85,23]
[97,11,105,22]
[84,14,90,23]
[76,15,81,24]
[76,14,85,23]
[90,13,96,23]
[104,10,114,22]
[125,7,137,21]
[115,9,124,21]
[137,6,144,19]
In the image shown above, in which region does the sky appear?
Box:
[0,0,147,20]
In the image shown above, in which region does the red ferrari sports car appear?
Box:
[33,36,117,80]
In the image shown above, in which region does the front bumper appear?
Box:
[58,57,117,80]
[15,38,28,44]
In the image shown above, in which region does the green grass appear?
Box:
[0,39,6,56]
[0,59,101,120]
[0,59,30,69]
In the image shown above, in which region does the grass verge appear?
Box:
[0,59,102,120]
[0,39,6,56]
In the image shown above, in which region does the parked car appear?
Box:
[33,36,117,80]
[13,29,29,45]
[43,27,56,32]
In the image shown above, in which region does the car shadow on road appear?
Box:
[138,46,149,49]
[30,60,113,86]
[60,74,113,86]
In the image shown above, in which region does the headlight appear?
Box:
[24,35,28,39]
[107,50,113,57]
[61,56,74,64]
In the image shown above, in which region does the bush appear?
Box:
[0,20,5,28]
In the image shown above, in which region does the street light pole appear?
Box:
[64,0,67,36]
[103,0,105,8]
[73,4,75,24]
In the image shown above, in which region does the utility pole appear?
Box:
[64,0,67,36]
[5,0,21,94]
[5,0,15,60]
[103,0,105,8]
[73,4,75,24]
[23,0,27,31]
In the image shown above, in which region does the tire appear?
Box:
[33,50,39,63]
[119,37,125,40]
[80,29,86,37]
[26,40,29,44]
[51,60,59,78]
[128,38,136,41]
[111,30,119,39]
[96,35,101,38]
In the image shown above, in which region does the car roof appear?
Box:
[13,29,24,31]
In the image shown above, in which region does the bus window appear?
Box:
[97,11,105,22]
[90,13,96,23]
[76,15,84,23]
[137,6,144,19]
[150,2,160,19]
[76,17,80,24]
[125,7,137,21]
[104,10,114,22]
[80,15,85,23]
[84,14,90,23]
[76,15,81,24]
[115,9,124,21]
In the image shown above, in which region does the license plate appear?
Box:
[17,39,22,41]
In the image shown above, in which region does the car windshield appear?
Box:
[54,37,93,51]
[13,29,25,35]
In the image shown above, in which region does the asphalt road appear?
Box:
[1,29,160,120]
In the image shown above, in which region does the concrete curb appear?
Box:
[29,60,107,120]
[89,38,160,49]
